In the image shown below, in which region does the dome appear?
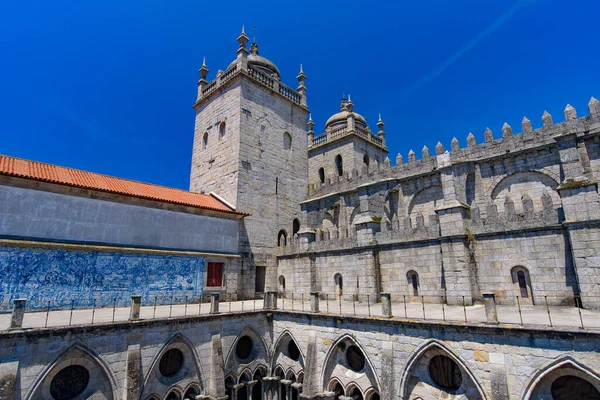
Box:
[228,42,280,78]
[325,98,368,129]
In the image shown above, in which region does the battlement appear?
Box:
[307,98,600,198]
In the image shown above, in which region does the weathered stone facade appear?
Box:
[277,101,600,309]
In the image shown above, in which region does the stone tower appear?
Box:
[190,27,309,298]
[307,97,388,189]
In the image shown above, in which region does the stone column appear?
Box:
[10,299,26,329]
[210,293,220,314]
[129,295,141,321]
[482,293,498,324]
[246,381,258,400]
[380,293,392,318]
[310,292,319,313]
[0,360,19,400]
[125,344,141,399]
[233,383,244,400]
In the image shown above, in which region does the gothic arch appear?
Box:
[490,170,561,214]
[399,339,489,400]
[407,185,443,227]
[349,204,361,226]
[165,387,183,400]
[224,325,271,379]
[320,333,381,394]
[489,169,560,195]
[272,330,305,380]
[142,332,204,400]
[522,356,600,400]
[26,341,118,400]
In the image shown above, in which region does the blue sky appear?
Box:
[1,0,599,190]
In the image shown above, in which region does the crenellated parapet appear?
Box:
[308,98,600,198]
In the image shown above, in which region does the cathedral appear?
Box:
[1,27,600,400]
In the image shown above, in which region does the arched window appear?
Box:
[202,132,208,150]
[219,121,226,138]
[293,219,300,236]
[278,275,286,294]
[318,168,325,183]
[225,376,235,400]
[517,271,527,297]
[511,266,534,304]
[278,230,287,247]
[335,154,343,176]
[363,154,370,167]
[348,386,363,400]
[252,369,265,400]
[407,271,419,297]
[334,273,343,298]
[283,132,292,151]
[330,381,344,400]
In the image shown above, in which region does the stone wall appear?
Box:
[2,310,600,400]
[278,102,600,308]
[0,183,239,254]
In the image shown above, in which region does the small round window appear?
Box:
[428,355,462,391]
[345,345,365,372]
[287,340,300,361]
[159,348,184,377]
[236,335,254,360]
[50,365,90,400]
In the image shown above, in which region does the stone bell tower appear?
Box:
[190,27,310,298]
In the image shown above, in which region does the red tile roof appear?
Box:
[0,154,248,216]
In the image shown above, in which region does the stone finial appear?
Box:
[542,111,553,127]
[199,57,209,80]
[237,25,249,49]
[502,122,513,137]
[521,193,534,215]
[564,104,577,121]
[297,64,306,82]
[384,157,392,169]
[408,149,416,163]
[377,113,384,132]
[588,97,600,117]
[522,117,533,133]
[346,94,354,112]
[422,145,430,159]
[307,113,314,131]
[435,141,444,155]
[396,153,404,165]
[467,132,476,147]
[504,196,515,217]
[484,127,494,143]
[470,200,480,221]
[541,190,554,212]
[451,137,460,151]
[415,212,425,229]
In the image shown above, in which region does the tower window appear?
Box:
[202,132,208,150]
[318,168,325,183]
[335,155,343,176]
[219,122,226,139]
[363,154,370,167]
[293,218,300,236]
[283,132,292,151]
[278,230,288,246]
